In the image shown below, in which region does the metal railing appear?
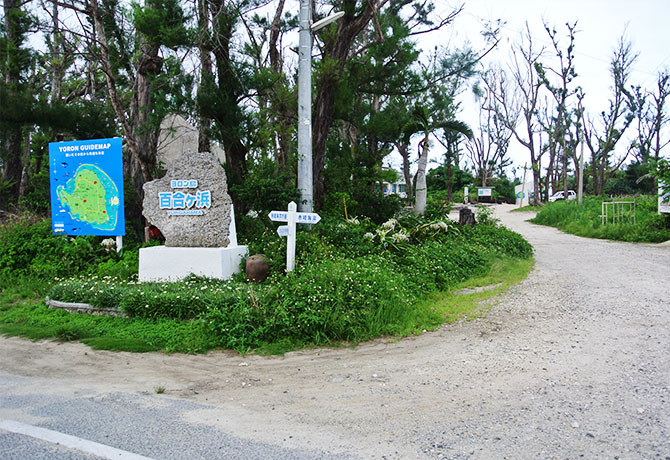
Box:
[602,201,636,225]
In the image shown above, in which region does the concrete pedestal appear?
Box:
[139,245,248,282]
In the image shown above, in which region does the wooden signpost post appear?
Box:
[268,201,321,271]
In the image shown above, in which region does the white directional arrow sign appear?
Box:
[269,211,321,224]
[268,201,321,272]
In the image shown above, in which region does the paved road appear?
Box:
[0,374,341,459]
[1,205,668,459]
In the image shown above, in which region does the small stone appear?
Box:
[572,422,580,428]
[332,377,345,383]
[239,362,249,367]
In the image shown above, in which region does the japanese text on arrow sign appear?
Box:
[268,211,321,224]
[268,202,321,272]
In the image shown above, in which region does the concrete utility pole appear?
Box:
[520,163,527,208]
[297,4,344,213]
[578,141,585,204]
[297,0,313,213]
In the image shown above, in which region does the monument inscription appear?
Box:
[142,151,231,247]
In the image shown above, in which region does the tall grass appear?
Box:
[531,195,670,243]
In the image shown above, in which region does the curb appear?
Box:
[45,297,126,317]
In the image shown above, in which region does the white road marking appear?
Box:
[0,419,154,460]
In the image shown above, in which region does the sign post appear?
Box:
[659,182,670,214]
[269,201,321,272]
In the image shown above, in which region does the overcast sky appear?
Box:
[387,0,670,178]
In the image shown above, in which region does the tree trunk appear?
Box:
[446,163,453,202]
[590,148,599,195]
[2,0,23,206]
[197,0,212,153]
[531,161,541,206]
[396,143,413,200]
[414,134,430,215]
[208,0,248,211]
[89,0,155,202]
[49,0,63,102]
[18,131,31,200]
[311,2,376,209]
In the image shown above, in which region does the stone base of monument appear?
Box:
[138,245,248,282]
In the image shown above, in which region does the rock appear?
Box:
[142,151,232,247]
[459,207,476,226]
[246,254,270,283]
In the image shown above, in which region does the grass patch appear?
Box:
[0,299,217,354]
[416,257,534,327]
[531,195,670,243]
[511,205,542,213]
[2,213,534,355]
[0,256,534,355]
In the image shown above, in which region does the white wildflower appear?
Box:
[430,221,449,232]
[390,230,409,243]
[381,218,398,230]
[363,232,375,239]
[100,238,116,252]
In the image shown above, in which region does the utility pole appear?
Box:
[296,6,343,213]
[578,140,584,204]
[520,163,527,208]
[297,0,313,213]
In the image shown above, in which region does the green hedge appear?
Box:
[47,219,532,351]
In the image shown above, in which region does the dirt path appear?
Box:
[1,205,668,459]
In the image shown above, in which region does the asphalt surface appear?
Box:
[1,374,343,460]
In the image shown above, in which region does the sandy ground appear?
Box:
[1,204,668,459]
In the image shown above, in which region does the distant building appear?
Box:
[381,175,408,198]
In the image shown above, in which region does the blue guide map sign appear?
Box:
[49,138,125,235]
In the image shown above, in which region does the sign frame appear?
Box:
[49,138,125,236]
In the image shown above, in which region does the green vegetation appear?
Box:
[1,212,533,355]
[511,205,543,213]
[531,195,670,243]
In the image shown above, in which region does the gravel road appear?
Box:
[1,204,668,459]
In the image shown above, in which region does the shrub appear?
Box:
[425,190,453,220]
[95,249,140,281]
[46,211,534,352]
[0,215,111,279]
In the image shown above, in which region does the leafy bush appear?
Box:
[475,205,501,226]
[531,195,670,243]
[425,190,453,220]
[18,171,51,214]
[95,248,140,281]
[47,213,533,352]
[489,177,518,204]
[230,157,299,214]
[0,215,112,279]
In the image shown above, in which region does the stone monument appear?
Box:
[138,151,247,281]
